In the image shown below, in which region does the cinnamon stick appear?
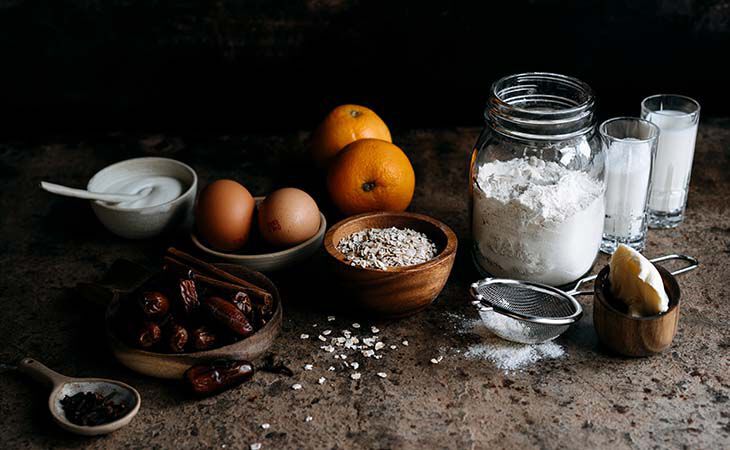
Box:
[167,248,268,292]
[163,256,272,302]
[193,272,269,302]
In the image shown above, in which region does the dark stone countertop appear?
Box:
[0,121,728,449]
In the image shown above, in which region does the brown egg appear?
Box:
[195,179,255,251]
[258,188,320,247]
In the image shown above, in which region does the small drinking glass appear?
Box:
[599,117,659,254]
[641,94,700,228]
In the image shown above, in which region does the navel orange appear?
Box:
[310,104,392,168]
[327,139,415,215]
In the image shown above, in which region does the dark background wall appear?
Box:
[0,0,728,136]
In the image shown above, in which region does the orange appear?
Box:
[310,104,392,168]
[327,139,415,215]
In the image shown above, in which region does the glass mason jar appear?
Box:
[469,72,605,286]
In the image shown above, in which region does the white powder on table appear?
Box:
[472,156,605,286]
[459,312,565,372]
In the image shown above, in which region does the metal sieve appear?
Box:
[469,254,698,344]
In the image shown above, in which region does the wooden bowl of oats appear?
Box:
[323,211,457,318]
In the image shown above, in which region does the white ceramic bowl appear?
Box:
[87,157,197,239]
[191,205,326,272]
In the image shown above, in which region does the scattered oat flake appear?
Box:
[318,335,327,342]
[374,342,385,350]
[304,364,313,370]
[322,330,332,335]
[402,340,409,346]
[430,356,443,364]
[371,326,380,333]
[352,323,361,328]
[340,354,347,360]
[312,324,318,328]
[260,423,270,430]
[318,377,326,384]
[351,362,359,369]
[292,384,303,390]
[377,372,387,378]
[305,416,313,422]
[300,334,309,339]
[327,316,335,322]
[250,444,262,450]
[334,355,340,359]
[328,366,336,371]
[351,373,361,380]
[390,345,397,350]
[362,350,375,357]
[321,345,334,352]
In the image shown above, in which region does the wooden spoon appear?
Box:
[18,358,141,436]
[40,181,151,204]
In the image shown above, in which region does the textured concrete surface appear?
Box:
[0,121,728,449]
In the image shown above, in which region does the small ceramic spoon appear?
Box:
[18,358,141,436]
[40,181,151,204]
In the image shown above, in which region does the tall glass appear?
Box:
[641,95,700,228]
[599,117,659,254]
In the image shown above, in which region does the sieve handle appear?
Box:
[649,254,699,276]
[469,282,493,311]
[568,254,699,296]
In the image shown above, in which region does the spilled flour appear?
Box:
[455,312,565,372]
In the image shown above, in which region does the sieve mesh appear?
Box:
[475,282,578,320]
[470,278,583,344]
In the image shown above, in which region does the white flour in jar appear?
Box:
[472,156,604,286]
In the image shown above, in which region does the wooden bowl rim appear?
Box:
[105,263,282,358]
[191,210,326,261]
[323,211,458,273]
[594,264,681,321]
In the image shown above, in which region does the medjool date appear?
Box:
[190,325,218,350]
[184,360,254,396]
[133,322,161,348]
[203,296,254,337]
[178,279,199,315]
[138,291,170,319]
[231,291,253,318]
[165,320,189,353]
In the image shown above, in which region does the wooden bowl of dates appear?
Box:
[104,249,282,379]
[323,211,457,318]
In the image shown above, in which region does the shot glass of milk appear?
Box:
[641,94,701,229]
[599,117,660,254]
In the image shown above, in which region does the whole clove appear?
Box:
[259,353,294,377]
[60,391,130,426]
[184,360,255,396]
